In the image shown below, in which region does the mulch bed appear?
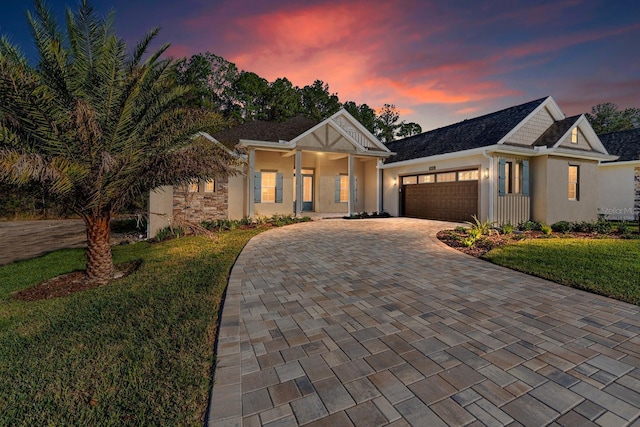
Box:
[14,260,142,301]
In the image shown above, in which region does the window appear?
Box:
[402,176,418,185]
[254,171,283,203]
[571,128,578,144]
[418,174,435,183]
[188,180,199,193]
[204,179,215,193]
[339,175,349,202]
[458,170,479,181]
[499,158,529,196]
[261,172,277,203]
[437,172,456,182]
[568,165,579,200]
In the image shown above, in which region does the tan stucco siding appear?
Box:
[253,150,295,217]
[506,107,554,146]
[382,154,490,220]
[314,155,350,214]
[363,160,379,212]
[535,156,599,224]
[148,185,174,237]
[530,156,548,223]
[598,164,638,221]
[228,173,246,220]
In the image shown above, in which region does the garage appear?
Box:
[401,170,479,222]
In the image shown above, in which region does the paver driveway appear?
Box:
[208,218,640,427]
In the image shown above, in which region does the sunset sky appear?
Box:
[1,0,639,131]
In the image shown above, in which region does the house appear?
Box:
[148,110,392,236]
[598,128,640,221]
[381,96,617,225]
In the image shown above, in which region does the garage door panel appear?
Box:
[403,178,478,222]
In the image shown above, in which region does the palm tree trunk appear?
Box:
[84,214,114,285]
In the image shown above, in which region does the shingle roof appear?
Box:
[598,128,640,162]
[533,115,581,148]
[211,116,318,149]
[384,97,547,164]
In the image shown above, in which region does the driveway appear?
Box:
[209,218,640,427]
[0,219,85,265]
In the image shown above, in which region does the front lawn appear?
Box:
[0,228,262,426]
[484,239,640,305]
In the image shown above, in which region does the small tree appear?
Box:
[0,1,239,285]
[586,102,640,134]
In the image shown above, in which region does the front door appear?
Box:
[302,174,314,211]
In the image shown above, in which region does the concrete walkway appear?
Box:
[0,219,85,265]
[209,218,640,427]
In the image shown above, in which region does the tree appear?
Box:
[228,71,270,121]
[376,104,400,143]
[0,0,239,285]
[586,102,640,134]
[265,77,302,121]
[301,80,341,122]
[342,101,377,134]
[396,121,422,138]
[175,52,239,111]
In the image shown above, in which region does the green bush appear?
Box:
[454,226,467,233]
[517,220,541,231]
[541,224,552,235]
[462,236,476,247]
[467,215,494,236]
[500,223,514,234]
[551,221,572,233]
[594,218,612,234]
[617,222,631,234]
[155,226,184,242]
[467,228,482,239]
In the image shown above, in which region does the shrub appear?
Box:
[621,233,640,240]
[500,223,514,235]
[541,224,552,235]
[467,215,494,236]
[461,236,476,247]
[155,226,184,242]
[517,220,541,231]
[594,218,612,234]
[467,228,482,239]
[551,221,572,233]
[454,226,467,233]
[617,222,631,234]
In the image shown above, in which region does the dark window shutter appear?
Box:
[522,160,529,196]
[254,172,261,203]
[354,176,358,203]
[275,173,283,203]
[498,159,506,196]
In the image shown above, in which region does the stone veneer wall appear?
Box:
[635,167,640,218]
[173,177,229,223]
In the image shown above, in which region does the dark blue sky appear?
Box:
[2,0,639,130]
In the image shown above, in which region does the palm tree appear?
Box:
[0,1,239,285]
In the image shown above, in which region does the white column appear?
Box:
[377,159,383,213]
[295,150,302,216]
[348,154,355,216]
[248,148,255,217]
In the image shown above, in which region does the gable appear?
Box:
[504,106,555,147]
[558,127,592,150]
[295,122,359,153]
[331,112,387,151]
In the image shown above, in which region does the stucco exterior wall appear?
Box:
[535,156,599,224]
[598,164,639,221]
[507,107,554,146]
[363,160,379,212]
[530,156,548,223]
[148,186,174,238]
[382,154,490,220]
[253,150,295,217]
[228,172,246,220]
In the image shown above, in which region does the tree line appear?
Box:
[174,52,422,143]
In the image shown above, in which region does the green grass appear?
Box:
[484,238,640,305]
[0,228,262,426]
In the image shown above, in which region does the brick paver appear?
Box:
[207,218,640,426]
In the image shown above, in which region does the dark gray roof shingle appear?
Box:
[598,128,640,162]
[384,97,547,164]
[533,115,581,148]
[211,116,318,149]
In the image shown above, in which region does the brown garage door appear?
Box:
[402,173,478,222]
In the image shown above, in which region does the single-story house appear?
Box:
[148,110,392,236]
[597,128,640,221]
[148,96,638,237]
[381,96,618,225]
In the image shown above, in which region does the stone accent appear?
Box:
[635,167,640,218]
[173,177,228,223]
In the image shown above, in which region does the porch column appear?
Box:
[295,150,302,216]
[348,154,355,216]
[248,148,255,217]
[377,159,383,213]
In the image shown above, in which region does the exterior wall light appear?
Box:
[483,168,490,179]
